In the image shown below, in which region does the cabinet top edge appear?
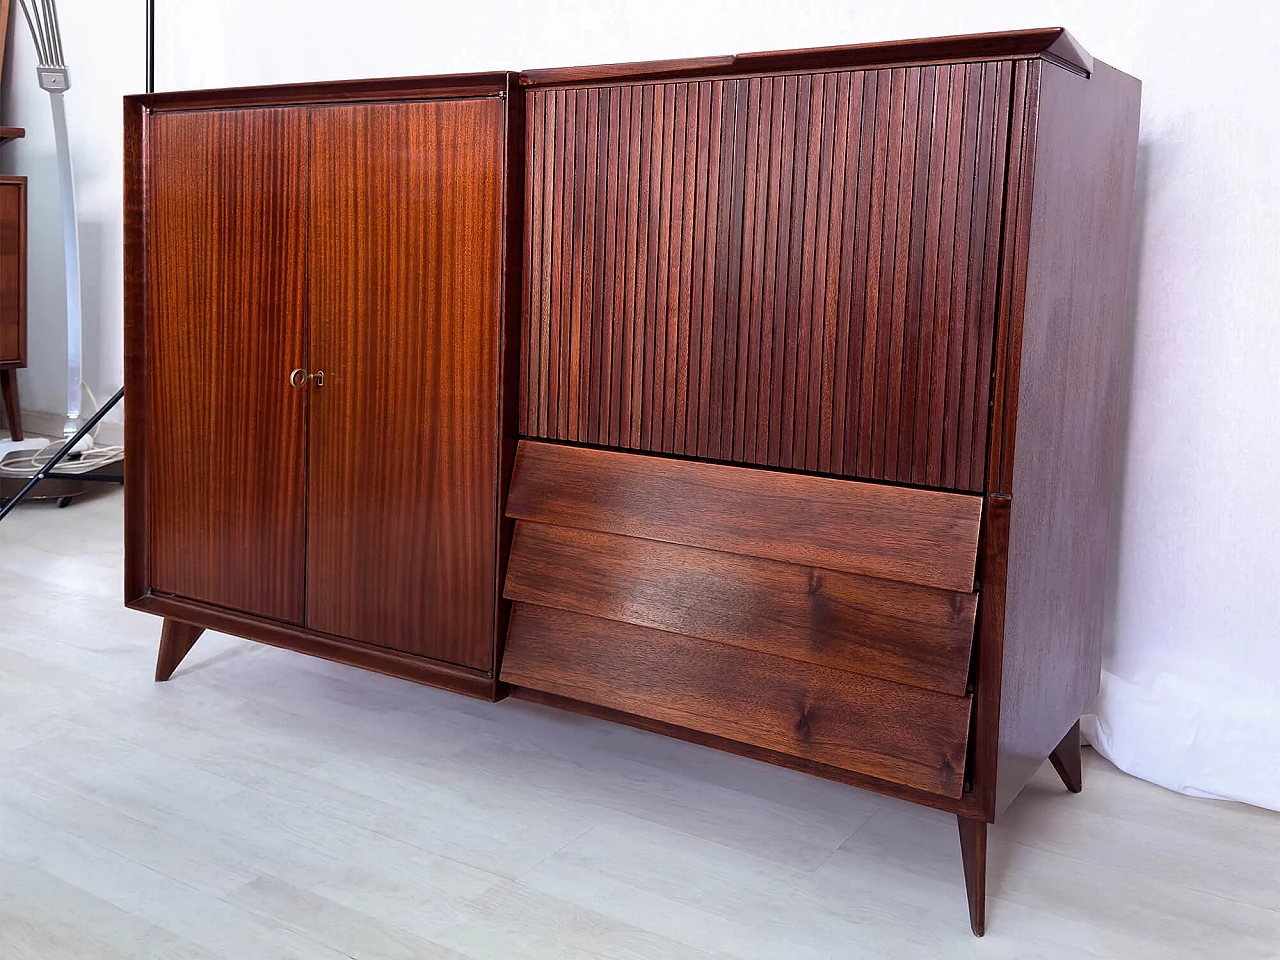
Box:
[518,27,1094,88]
[126,70,516,112]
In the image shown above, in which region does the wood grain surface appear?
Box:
[507,441,982,591]
[0,177,25,368]
[501,602,973,797]
[144,107,309,622]
[153,618,205,682]
[995,61,1141,814]
[519,28,1091,86]
[305,98,505,670]
[520,63,1011,492]
[504,519,978,695]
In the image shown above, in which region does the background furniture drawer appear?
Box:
[501,602,973,797]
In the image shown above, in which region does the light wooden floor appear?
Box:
[2,486,1278,959]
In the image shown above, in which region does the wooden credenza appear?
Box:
[124,28,1140,935]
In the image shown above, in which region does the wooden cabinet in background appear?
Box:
[0,174,26,440]
[125,74,523,697]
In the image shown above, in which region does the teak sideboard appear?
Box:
[124,27,1141,935]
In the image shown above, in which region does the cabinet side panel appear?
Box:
[996,62,1141,814]
[306,98,505,671]
[144,107,310,622]
[124,100,147,602]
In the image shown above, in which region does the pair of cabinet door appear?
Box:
[142,97,505,671]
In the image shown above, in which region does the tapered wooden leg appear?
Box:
[155,619,204,681]
[1048,719,1083,793]
[0,369,21,441]
[957,816,987,937]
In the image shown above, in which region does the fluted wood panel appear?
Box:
[145,108,309,622]
[522,63,1012,491]
[306,99,505,670]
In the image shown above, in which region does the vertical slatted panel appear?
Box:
[521,63,1011,493]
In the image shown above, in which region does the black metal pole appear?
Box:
[145,0,155,93]
[0,387,124,521]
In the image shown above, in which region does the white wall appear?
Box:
[4,1,1277,807]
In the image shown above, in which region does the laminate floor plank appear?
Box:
[1,486,1277,957]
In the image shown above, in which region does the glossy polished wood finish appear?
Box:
[957,815,988,936]
[126,75,519,700]
[521,63,1010,491]
[154,619,204,681]
[136,593,495,698]
[502,602,973,797]
[519,27,1091,86]
[123,33,1141,937]
[504,519,978,695]
[994,61,1141,815]
[1049,719,1084,793]
[507,441,982,591]
[130,71,513,111]
[0,176,25,440]
[143,107,309,622]
[305,98,505,670]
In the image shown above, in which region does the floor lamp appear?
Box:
[17,0,83,441]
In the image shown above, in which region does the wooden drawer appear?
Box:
[503,603,972,796]
[500,440,981,797]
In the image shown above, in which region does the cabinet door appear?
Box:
[523,64,1012,492]
[145,108,309,622]
[306,98,505,670]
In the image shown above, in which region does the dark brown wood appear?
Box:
[123,98,147,603]
[143,106,309,623]
[521,66,1008,492]
[520,28,1091,87]
[507,441,982,591]
[0,127,24,147]
[994,61,1141,815]
[305,97,506,671]
[154,619,204,681]
[1048,718,1083,793]
[0,175,26,440]
[128,72,511,111]
[501,602,973,797]
[957,815,988,936]
[512,685,986,817]
[968,495,1009,820]
[504,519,978,695]
[127,78,521,688]
[135,592,500,701]
[494,75,527,672]
[0,370,19,440]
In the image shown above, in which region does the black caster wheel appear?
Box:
[56,496,73,508]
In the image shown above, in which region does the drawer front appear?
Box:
[500,440,979,797]
[505,520,977,696]
[502,603,973,798]
[520,63,1013,492]
[507,440,982,592]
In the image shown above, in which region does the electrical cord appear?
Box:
[0,382,124,476]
